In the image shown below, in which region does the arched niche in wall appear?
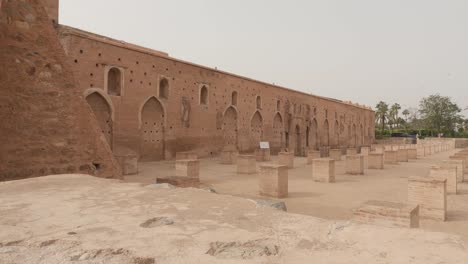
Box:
[159,78,169,99]
[139,96,165,161]
[231,91,238,106]
[334,120,340,147]
[200,85,209,105]
[310,118,319,150]
[84,90,114,149]
[295,124,302,156]
[250,110,263,149]
[276,100,281,112]
[352,123,357,147]
[322,119,330,147]
[272,112,284,154]
[256,96,262,110]
[222,106,238,149]
[106,67,123,96]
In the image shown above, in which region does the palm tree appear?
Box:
[375,101,389,134]
[390,103,401,128]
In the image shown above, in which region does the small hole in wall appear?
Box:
[166,68,169,71]
[130,70,133,74]
[74,59,78,63]
[118,58,121,61]
[144,72,147,76]
[98,53,102,57]
[80,50,83,54]
[90,73,93,77]
[90,84,94,87]
[92,163,101,171]
[136,61,139,65]
[95,63,99,67]
[130,79,133,83]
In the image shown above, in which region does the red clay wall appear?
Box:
[57,26,375,160]
[0,0,121,181]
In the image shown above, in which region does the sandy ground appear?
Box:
[1,174,468,264]
[127,149,468,242]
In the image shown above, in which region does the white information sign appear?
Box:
[259,142,270,149]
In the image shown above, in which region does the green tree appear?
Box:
[402,109,410,122]
[419,94,462,134]
[389,103,402,129]
[375,101,389,134]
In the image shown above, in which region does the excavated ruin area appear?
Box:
[1,173,467,264]
[128,148,468,243]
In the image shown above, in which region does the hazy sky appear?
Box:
[60,0,468,116]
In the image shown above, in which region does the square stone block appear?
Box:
[176,151,198,160]
[368,153,384,169]
[360,147,370,156]
[407,149,417,160]
[397,149,409,162]
[156,176,200,188]
[353,200,419,228]
[346,154,364,175]
[430,165,458,194]
[114,154,138,175]
[384,150,398,165]
[312,158,335,183]
[175,159,200,178]
[307,150,321,164]
[347,148,357,155]
[278,152,294,169]
[408,176,446,221]
[258,164,288,198]
[424,146,432,156]
[374,146,384,154]
[444,160,464,183]
[417,147,425,157]
[255,148,271,162]
[237,155,256,174]
[220,150,238,165]
[329,149,342,161]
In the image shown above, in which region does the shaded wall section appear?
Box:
[0,0,121,181]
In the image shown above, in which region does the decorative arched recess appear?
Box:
[321,119,330,147]
[310,118,319,150]
[334,120,340,147]
[352,124,357,147]
[222,106,238,149]
[84,89,114,149]
[106,67,123,96]
[272,112,284,154]
[295,124,302,156]
[250,110,263,150]
[359,124,364,146]
[139,96,165,161]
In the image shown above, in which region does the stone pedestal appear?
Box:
[176,159,200,178]
[220,150,238,165]
[278,152,294,169]
[384,150,398,165]
[255,148,271,162]
[445,159,464,182]
[347,148,357,155]
[307,150,321,164]
[258,164,288,198]
[430,165,458,194]
[368,153,384,169]
[176,151,198,160]
[237,155,256,174]
[329,149,342,161]
[408,176,446,221]
[353,200,419,228]
[346,155,364,175]
[114,154,138,175]
[407,149,417,160]
[397,149,409,162]
[312,158,335,183]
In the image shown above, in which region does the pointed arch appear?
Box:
[85,91,113,149]
[139,96,165,161]
[295,124,302,156]
[223,106,238,148]
[334,120,340,147]
[272,112,284,154]
[321,119,330,146]
[310,118,319,150]
[250,111,263,149]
